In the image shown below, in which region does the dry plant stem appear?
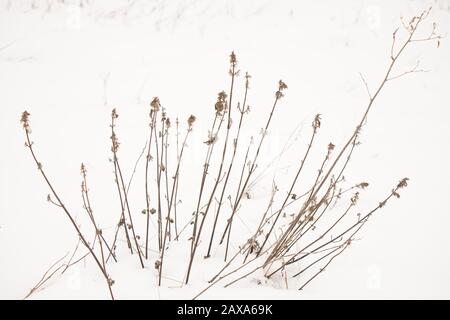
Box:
[224,266,260,288]
[262,10,431,264]
[194,244,274,300]
[21,122,113,299]
[127,140,148,195]
[163,125,171,239]
[23,252,68,299]
[206,73,250,258]
[174,118,181,238]
[111,119,133,254]
[220,81,287,261]
[257,120,319,257]
[243,182,278,263]
[281,139,358,258]
[267,180,407,278]
[297,220,367,290]
[145,109,157,259]
[81,165,115,299]
[111,111,144,268]
[25,233,103,299]
[226,180,404,289]
[188,58,238,276]
[298,246,348,290]
[159,127,192,286]
[154,111,164,251]
[186,111,224,284]
[219,141,252,262]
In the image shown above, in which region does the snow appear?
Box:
[1,0,449,299]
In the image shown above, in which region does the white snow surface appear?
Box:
[1,0,450,299]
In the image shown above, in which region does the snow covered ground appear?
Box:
[1,0,449,299]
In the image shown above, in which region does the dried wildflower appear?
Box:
[20,111,31,133]
[230,51,237,66]
[245,72,251,89]
[165,117,171,128]
[108,278,115,286]
[351,192,360,205]
[111,132,120,153]
[141,209,147,215]
[248,239,260,254]
[229,51,239,76]
[356,182,369,189]
[150,208,156,215]
[187,115,196,127]
[150,97,161,112]
[312,114,322,130]
[204,133,217,146]
[112,108,118,119]
[215,91,227,115]
[397,177,409,189]
[328,143,335,151]
[275,80,288,99]
[154,260,161,269]
[80,163,87,175]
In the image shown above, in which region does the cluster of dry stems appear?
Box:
[20,9,441,300]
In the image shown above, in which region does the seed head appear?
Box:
[397,177,409,189]
[111,108,118,119]
[187,115,196,128]
[215,91,227,115]
[275,80,288,99]
[150,97,161,112]
[312,114,322,130]
[356,182,369,189]
[20,111,31,133]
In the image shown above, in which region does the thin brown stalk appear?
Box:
[20,112,114,299]
[206,71,251,258]
[220,80,288,261]
[111,109,144,268]
[145,106,158,258]
[159,117,194,286]
[187,52,238,281]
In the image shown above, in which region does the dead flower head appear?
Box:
[187,115,196,128]
[80,163,87,175]
[328,142,335,151]
[150,97,161,112]
[20,111,31,133]
[230,51,237,66]
[215,91,228,115]
[356,182,369,189]
[313,114,322,130]
[111,108,118,119]
[276,80,288,99]
[397,177,409,189]
[351,192,360,205]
